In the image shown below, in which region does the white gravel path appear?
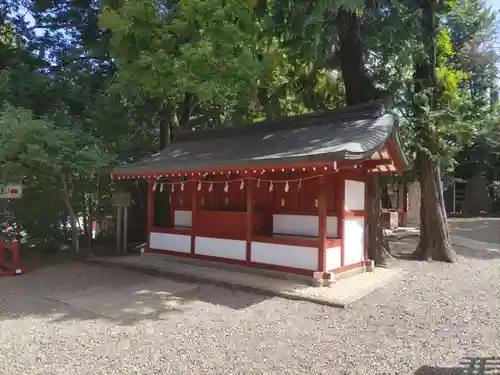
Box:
[1,242,499,374]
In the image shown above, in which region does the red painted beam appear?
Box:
[344,210,365,217]
[190,181,198,255]
[361,159,395,169]
[385,139,406,174]
[336,175,346,268]
[111,158,396,181]
[146,181,154,253]
[246,179,253,264]
[318,175,327,272]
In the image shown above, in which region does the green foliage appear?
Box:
[436,28,455,63]
[396,1,499,176]
[0,23,16,48]
[100,0,262,108]
[0,104,111,246]
[100,0,359,125]
[0,0,164,249]
[447,0,498,108]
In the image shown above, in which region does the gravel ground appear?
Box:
[448,217,500,244]
[1,238,500,374]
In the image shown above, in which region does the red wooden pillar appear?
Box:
[0,240,4,267]
[246,178,253,264]
[146,181,155,252]
[337,175,346,267]
[364,174,369,261]
[10,241,19,270]
[191,181,198,254]
[318,175,327,272]
[169,181,175,226]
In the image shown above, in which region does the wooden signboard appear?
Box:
[111,191,131,207]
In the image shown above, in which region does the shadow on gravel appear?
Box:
[454,244,500,260]
[387,238,421,261]
[449,219,500,245]
[388,236,500,261]
[414,366,465,374]
[415,356,500,375]
[0,263,272,326]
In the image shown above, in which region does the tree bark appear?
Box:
[411,0,457,262]
[159,119,172,150]
[257,87,282,120]
[60,174,79,251]
[86,192,92,250]
[367,174,391,264]
[413,152,457,262]
[152,98,191,233]
[156,101,183,229]
[178,94,195,130]
[335,8,389,265]
[335,10,376,106]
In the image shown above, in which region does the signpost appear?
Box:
[0,184,22,199]
[111,191,131,255]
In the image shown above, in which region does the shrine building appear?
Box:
[112,102,408,281]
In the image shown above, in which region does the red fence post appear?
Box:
[10,241,20,271]
[0,240,4,268]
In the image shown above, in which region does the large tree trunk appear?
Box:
[155,100,191,230]
[86,192,92,250]
[258,87,282,120]
[335,8,390,265]
[61,174,79,251]
[159,118,172,150]
[335,10,376,105]
[413,152,457,262]
[367,174,391,264]
[411,0,457,262]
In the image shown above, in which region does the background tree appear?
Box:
[100,0,264,147]
[0,0,155,250]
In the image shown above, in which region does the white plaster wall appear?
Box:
[150,232,191,253]
[195,237,246,260]
[345,180,365,211]
[251,242,318,270]
[325,247,341,270]
[174,210,192,227]
[326,216,338,238]
[343,217,365,265]
[273,214,338,237]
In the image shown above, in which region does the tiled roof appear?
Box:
[113,101,406,175]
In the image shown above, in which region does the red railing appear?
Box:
[0,240,30,276]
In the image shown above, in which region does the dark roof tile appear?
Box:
[114,101,405,175]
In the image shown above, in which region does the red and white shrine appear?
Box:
[112,102,407,279]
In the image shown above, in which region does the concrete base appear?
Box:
[384,227,420,239]
[88,254,402,308]
[135,251,313,285]
[364,260,375,273]
[333,265,366,281]
[312,272,333,287]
